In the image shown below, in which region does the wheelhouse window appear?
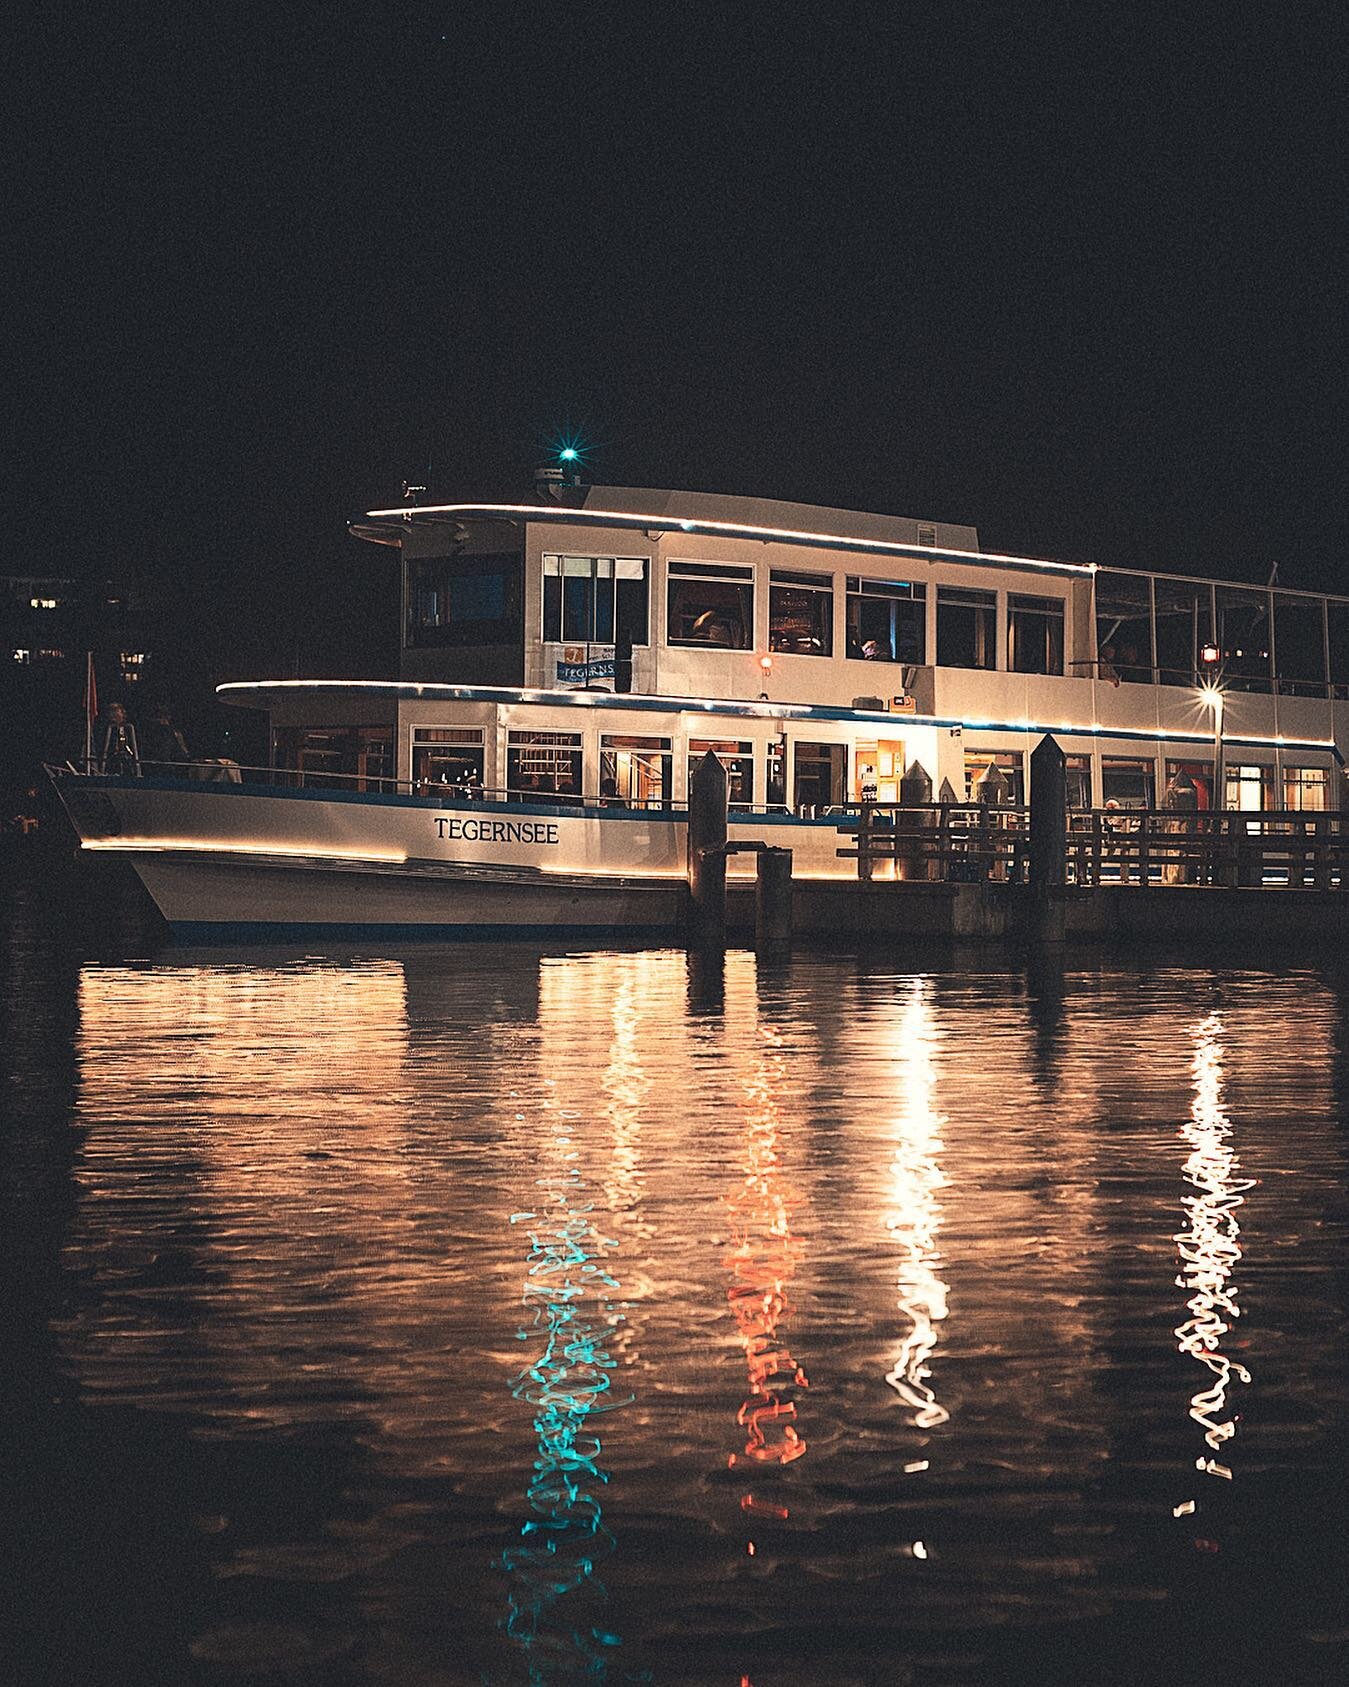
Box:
[1007,593,1064,676]
[542,554,649,646]
[1101,757,1156,810]
[846,577,925,663]
[936,587,996,670]
[1065,754,1093,809]
[964,750,1024,805]
[1094,571,1153,683]
[1283,766,1329,810]
[667,561,755,648]
[408,551,523,648]
[1273,593,1327,696]
[1215,586,1272,693]
[412,727,485,792]
[768,570,832,657]
[599,734,671,808]
[688,739,754,808]
[507,730,583,799]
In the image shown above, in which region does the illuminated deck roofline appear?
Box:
[215,679,1342,758]
[354,501,1098,580]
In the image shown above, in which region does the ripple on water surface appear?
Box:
[7,937,1349,1684]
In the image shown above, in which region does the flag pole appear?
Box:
[84,651,97,769]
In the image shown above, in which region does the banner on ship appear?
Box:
[555,645,615,688]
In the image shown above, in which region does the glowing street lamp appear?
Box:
[758,654,773,701]
[1200,683,1225,809]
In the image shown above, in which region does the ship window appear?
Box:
[1273,593,1327,695]
[1065,754,1093,809]
[1330,600,1349,699]
[542,555,648,646]
[667,562,754,649]
[688,739,754,809]
[1164,760,1216,810]
[1283,766,1329,811]
[1007,593,1064,676]
[600,734,671,808]
[964,750,1024,805]
[407,551,522,648]
[792,741,847,809]
[1153,578,1213,687]
[1215,586,1273,693]
[1094,571,1153,683]
[845,577,925,663]
[1225,763,1274,811]
[507,730,582,800]
[936,587,996,670]
[1101,757,1156,810]
[769,569,833,657]
[412,727,485,793]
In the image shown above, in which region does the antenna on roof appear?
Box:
[401,480,426,507]
[534,445,585,502]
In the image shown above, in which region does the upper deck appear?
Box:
[351,487,1349,737]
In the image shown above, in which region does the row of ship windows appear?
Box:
[407,554,1349,693]
[409,554,1063,674]
[399,728,1333,814]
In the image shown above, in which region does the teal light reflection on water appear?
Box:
[500,1126,636,1682]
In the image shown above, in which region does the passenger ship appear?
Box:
[53,477,1349,940]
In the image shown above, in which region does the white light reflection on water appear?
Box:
[1174,1011,1254,1493]
[883,976,951,1432]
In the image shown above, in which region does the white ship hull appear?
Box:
[55,774,850,940]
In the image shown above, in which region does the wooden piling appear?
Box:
[687,750,728,947]
[1028,734,1067,942]
[755,847,794,954]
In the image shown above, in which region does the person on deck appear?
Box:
[96,701,140,776]
[139,704,190,767]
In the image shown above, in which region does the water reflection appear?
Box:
[21,927,1349,1685]
[884,978,950,1432]
[501,1109,628,1681]
[725,1008,811,1548]
[1174,1011,1253,1494]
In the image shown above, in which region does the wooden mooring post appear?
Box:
[1028,733,1067,943]
[687,749,794,952]
[687,750,728,948]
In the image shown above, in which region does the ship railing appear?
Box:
[62,758,697,814]
[836,802,1349,889]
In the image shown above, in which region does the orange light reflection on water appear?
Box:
[725,1019,810,1474]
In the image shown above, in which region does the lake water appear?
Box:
[5,857,1349,1685]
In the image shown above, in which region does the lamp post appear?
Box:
[1201,684,1225,810]
[758,654,773,701]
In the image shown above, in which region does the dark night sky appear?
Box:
[7,4,1347,685]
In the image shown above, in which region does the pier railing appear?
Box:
[838,803,1349,889]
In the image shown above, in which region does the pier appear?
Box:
[717,733,1349,950]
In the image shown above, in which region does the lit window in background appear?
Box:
[121,651,146,683]
[12,648,30,663]
[30,597,60,609]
